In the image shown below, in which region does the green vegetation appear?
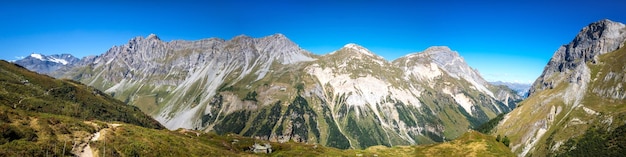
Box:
[321,102,351,149]
[214,110,250,134]
[493,41,626,156]
[0,105,99,156]
[342,105,393,148]
[501,136,510,147]
[365,130,514,157]
[476,113,505,134]
[243,101,282,137]
[555,121,626,156]
[0,58,518,156]
[0,61,162,129]
[242,91,258,101]
[281,95,318,142]
[0,102,515,156]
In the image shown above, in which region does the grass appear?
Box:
[0,88,515,156]
[0,60,163,129]
[494,41,626,156]
[0,105,99,156]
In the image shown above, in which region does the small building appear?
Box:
[251,143,272,154]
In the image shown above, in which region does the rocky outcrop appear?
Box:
[530,19,626,96]
[495,19,626,156]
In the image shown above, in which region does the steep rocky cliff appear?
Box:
[494,19,626,156]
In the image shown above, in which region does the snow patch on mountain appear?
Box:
[48,57,69,65]
[14,53,80,75]
[30,53,44,60]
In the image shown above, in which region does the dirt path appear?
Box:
[77,123,122,157]
[78,144,94,157]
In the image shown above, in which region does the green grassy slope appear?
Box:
[494,42,626,156]
[0,60,163,129]
[0,92,513,156]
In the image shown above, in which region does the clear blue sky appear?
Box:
[1,0,625,84]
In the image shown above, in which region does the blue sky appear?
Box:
[1,0,625,84]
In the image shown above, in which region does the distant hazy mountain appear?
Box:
[489,81,530,97]
[495,19,626,156]
[51,33,520,149]
[13,53,79,75]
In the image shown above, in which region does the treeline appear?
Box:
[556,123,626,156]
[476,113,505,134]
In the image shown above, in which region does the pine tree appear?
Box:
[502,136,510,147]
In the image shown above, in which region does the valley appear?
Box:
[4,18,626,157]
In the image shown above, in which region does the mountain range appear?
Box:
[13,53,79,75]
[13,32,522,149]
[9,19,626,156]
[0,60,513,156]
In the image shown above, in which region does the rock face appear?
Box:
[14,53,79,75]
[530,19,626,96]
[495,19,626,156]
[55,33,520,149]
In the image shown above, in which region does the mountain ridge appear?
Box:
[15,32,522,149]
[494,19,626,156]
[13,53,79,75]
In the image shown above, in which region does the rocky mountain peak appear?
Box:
[258,33,296,46]
[128,34,163,47]
[337,43,378,57]
[254,34,315,64]
[14,53,80,74]
[232,34,252,40]
[146,33,161,41]
[529,19,626,95]
[422,46,460,62]
[270,33,287,39]
[573,19,625,46]
[398,46,493,97]
[398,46,459,64]
[229,34,255,46]
[423,46,453,53]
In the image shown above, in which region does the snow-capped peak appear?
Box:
[28,53,72,65]
[30,53,44,60]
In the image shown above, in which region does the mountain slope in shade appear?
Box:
[494,19,626,156]
[54,33,521,149]
[13,53,79,75]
